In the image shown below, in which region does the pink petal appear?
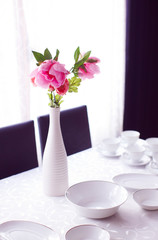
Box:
[39,60,52,71]
[51,72,65,88]
[30,68,38,78]
[86,63,100,74]
[36,72,50,88]
[52,62,69,74]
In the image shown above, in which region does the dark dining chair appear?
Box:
[0,120,38,179]
[37,105,92,157]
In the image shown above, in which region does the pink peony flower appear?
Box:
[78,57,100,80]
[56,79,69,96]
[30,60,69,89]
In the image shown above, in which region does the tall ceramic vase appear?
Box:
[42,107,69,196]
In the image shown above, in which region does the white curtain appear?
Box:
[0,0,125,146]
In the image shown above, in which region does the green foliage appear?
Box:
[53,49,60,61]
[71,50,91,76]
[48,91,63,108]
[74,51,91,69]
[44,48,52,60]
[32,48,52,65]
[32,51,45,63]
[74,46,80,63]
[68,76,81,93]
[55,94,63,106]
[87,58,98,63]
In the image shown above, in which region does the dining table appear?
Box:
[0,144,158,240]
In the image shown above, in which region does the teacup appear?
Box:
[103,137,120,154]
[126,144,145,162]
[146,137,158,153]
[121,130,140,146]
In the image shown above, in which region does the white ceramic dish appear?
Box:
[126,144,145,162]
[65,180,128,219]
[0,220,59,240]
[98,142,123,157]
[65,224,110,240]
[133,189,158,210]
[121,130,140,146]
[121,138,146,149]
[113,173,158,191]
[121,153,150,166]
[101,148,123,157]
[102,137,121,153]
[146,137,158,152]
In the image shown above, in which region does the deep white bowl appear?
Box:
[65,180,128,219]
[133,189,158,210]
[65,224,110,240]
[121,130,140,145]
[103,137,120,153]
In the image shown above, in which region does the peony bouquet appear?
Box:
[30,47,100,108]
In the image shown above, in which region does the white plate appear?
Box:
[133,189,158,210]
[65,180,128,219]
[113,173,158,190]
[99,147,123,157]
[121,153,151,166]
[65,224,110,240]
[0,221,59,240]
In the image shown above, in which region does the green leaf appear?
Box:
[68,76,81,93]
[74,50,91,69]
[32,51,45,63]
[83,51,91,61]
[86,58,98,63]
[44,48,52,60]
[68,86,78,93]
[69,76,81,86]
[53,49,60,61]
[74,46,80,63]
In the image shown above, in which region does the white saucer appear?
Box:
[99,147,123,158]
[102,148,123,157]
[121,153,151,166]
[0,220,59,240]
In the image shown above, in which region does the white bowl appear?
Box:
[146,137,158,152]
[65,180,128,219]
[126,144,145,162]
[103,137,120,153]
[121,130,140,145]
[65,224,110,240]
[133,189,158,210]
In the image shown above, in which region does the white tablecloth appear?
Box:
[0,147,158,240]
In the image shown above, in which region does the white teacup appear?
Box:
[121,130,140,146]
[126,144,145,162]
[152,152,158,167]
[103,137,120,154]
[146,138,158,153]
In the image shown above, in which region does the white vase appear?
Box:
[42,107,69,196]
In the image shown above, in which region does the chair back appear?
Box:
[37,105,92,157]
[0,121,38,179]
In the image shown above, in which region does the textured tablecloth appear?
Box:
[0,147,158,240]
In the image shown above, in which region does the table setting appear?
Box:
[0,129,158,240]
